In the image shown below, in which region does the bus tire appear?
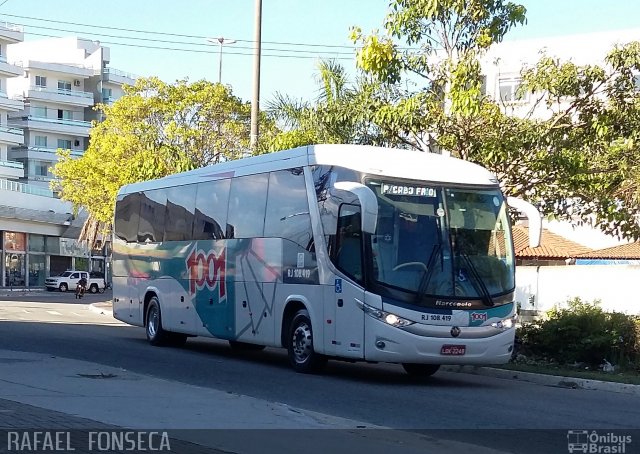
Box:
[287,309,327,374]
[402,363,440,378]
[229,340,266,351]
[146,298,169,346]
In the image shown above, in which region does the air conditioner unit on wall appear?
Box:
[73,80,81,87]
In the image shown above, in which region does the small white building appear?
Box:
[480,28,640,119]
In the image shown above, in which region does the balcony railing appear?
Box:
[22,116,92,128]
[0,126,23,135]
[0,160,23,170]
[0,22,23,32]
[102,67,139,79]
[14,146,84,157]
[0,177,54,197]
[24,86,94,101]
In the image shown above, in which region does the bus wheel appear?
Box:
[402,363,440,378]
[146,298,168,346]
[229,340,266,351]
[288,309,327,373]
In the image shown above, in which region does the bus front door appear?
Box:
[330,204,365,359]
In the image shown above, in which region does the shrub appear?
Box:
[516,297,640,370]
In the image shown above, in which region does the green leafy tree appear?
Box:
[350,0,640,240]
[265,60,408,150]
[52,77,269,244]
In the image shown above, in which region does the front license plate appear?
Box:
[440,345,466,355]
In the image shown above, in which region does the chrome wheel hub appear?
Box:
[292,322,312,363]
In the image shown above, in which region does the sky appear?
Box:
[1,0,640,104]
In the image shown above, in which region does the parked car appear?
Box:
[45,270,106,293]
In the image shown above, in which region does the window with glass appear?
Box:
[102,88,112,102]
[28,234,46,252]
[226,174,269,239]
[499,78,528,103]
[31,107,47,118]
[138,189,167,243]
[57,110,73,120]
[58,80,71,92]
[5,253,25,286]
[164,184,196,241]
[4,231,26,251]
[35,161,49,177]
[34,136,47,147]
[366,180,515,305]
[114,192,141,243]
[193,179,231,240]
[334,204,363,283]
[264,168,312,248]
[57,139,72,150]
[28,254,46,286]
[35,75,46,88]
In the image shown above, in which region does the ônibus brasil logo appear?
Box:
[186,246,226,301]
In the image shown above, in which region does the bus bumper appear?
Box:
[363,316,515,365]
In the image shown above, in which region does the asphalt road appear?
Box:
[1,293,639,453]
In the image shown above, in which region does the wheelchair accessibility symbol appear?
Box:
[335,279,342,293]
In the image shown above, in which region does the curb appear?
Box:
[442,365,640,396]
[89,302,113,316]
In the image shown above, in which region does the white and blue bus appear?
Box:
[112,144,540,376]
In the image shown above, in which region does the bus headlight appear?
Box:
[359,302,414,328]
[491,315,517,330]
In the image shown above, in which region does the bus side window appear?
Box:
[164,184,197,242]
[114,192,141,243]
[138,189,167,243]
[193,179,231,240]
[334,204,363,283]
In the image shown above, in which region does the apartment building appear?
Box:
[0,35,135,288]
[0,22,24,182]
[480,28,640,119]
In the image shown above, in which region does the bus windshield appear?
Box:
[367,180,514,303]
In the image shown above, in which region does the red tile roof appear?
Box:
[512,225,593,259]
[575,242,640,259]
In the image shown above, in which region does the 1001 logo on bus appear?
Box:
[186,247,226,300]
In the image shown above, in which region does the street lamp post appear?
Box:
[207,37,236,84]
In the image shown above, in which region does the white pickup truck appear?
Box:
[45,270,106,294]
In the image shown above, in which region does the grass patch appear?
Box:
[497,362,640,385]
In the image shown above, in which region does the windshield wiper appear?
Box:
[459,253,494,307]
[414,243,442,304]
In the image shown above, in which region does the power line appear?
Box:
[0,12,364,50]
[16,22,358,56]
[24,31,355,61]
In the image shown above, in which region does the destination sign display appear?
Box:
[381,184,436,197]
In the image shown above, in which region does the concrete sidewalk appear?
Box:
[0,349,510,454]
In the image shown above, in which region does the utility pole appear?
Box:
[250,0,262,153]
